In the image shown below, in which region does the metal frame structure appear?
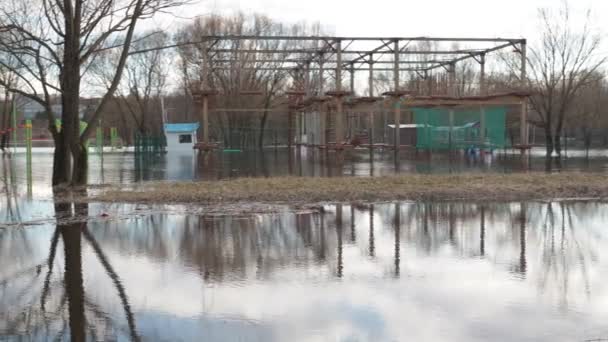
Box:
[186,35,529,155]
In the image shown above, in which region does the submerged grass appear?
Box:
[91,172,608,204]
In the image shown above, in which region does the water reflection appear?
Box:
[2,200,608,340]
[1,197,139,341]
[2,148,608,190]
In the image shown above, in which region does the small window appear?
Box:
[179,134,192,143]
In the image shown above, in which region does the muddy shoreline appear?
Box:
[87,172,608,205]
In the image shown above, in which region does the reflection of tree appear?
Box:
[533,202,594,310]
[1,196,139,341]
[1,155,22,226]
[45,200,601,315]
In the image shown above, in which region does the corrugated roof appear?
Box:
[164,123,200,133]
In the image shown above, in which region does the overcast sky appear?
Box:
[154,0,607,44]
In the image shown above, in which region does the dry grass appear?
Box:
[90,172,608,205]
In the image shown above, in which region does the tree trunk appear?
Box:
[0,90,11,151]
[52,131,71,186]
[71,142,88,185]
[584,130,591,159]
[0,134,8,151]
[258,110,268,149]
[544,127,554,157]
[554,133,562,156]
[61,20,84,185]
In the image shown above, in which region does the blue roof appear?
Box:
[164,123,200,133]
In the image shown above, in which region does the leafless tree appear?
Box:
[567,74,608,157]
[0,0,188,186]
[91,31,170,137]
[175,13,323,148]
[525,1,606,156]
[0,55,17,151]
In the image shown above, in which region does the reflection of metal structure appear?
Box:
[163,35,530,159]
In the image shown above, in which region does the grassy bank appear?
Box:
[91,172,608,204]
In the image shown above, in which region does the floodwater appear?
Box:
[3,147,608,189]
[2,149,608,341]
[2,200,608,341]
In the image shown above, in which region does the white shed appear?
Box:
[164,123,199,152]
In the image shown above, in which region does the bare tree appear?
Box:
[0,55,17,151]
[91,31,170,137]
[175,13,323,148]
[0,0,187,186]
[526,1,606,156]
[567,74,608,157]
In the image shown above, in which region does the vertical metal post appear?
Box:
[479,53,486,95]
[319,53,325,95]
[368,57,375,155]
[336,40,342,92]
[349,63,356,140]
[335,39,344,145]
[201,46,210,146]
[393,40,399,91]
[368,55,374,97]
[520,41,529,150]
[319,53,326,147]
[393,40,400,153]
[349,63,355,94]
[479,53,486,149]
[304,62,311,146]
